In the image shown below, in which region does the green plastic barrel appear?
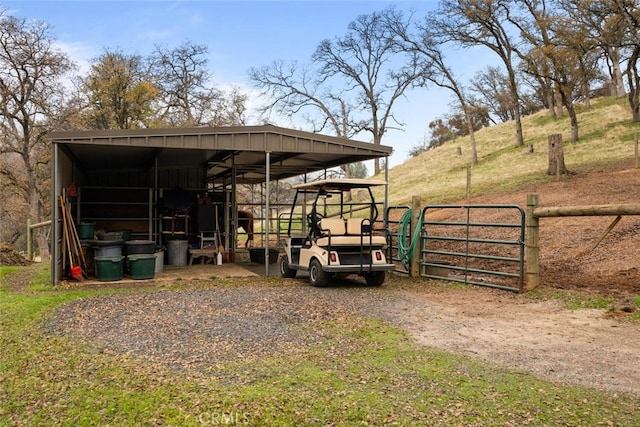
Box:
[127,254,156,280]
[94,256,124,281]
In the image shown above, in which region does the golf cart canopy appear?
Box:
[292,178,388,191]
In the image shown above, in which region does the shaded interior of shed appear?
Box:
[49,125,392,283]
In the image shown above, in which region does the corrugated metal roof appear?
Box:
[49,124,392,183]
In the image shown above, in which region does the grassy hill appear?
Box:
[382,96,640,206]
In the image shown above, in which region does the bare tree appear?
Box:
[0,10,74,256]
[249,60,364,177]
[561,0,627,98]
[508,0,596,141]
[612,0,640,121]
[209,85,248,126]
[312,7,425,174]
[507,0,564,118]
[250,8,421,177]
[470,66,518,123]
[385,8,481,164]
[436,0,526,147]
[149,41,246,127]
[250,60,354,135]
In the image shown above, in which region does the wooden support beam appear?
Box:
[583,215,622,255]
[534,204,640,218]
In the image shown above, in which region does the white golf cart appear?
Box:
[279,178,394,287]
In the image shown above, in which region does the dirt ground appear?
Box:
[6,164,640,396]
[385,284,640,396]
[392,163,640,395]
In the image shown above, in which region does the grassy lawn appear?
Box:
[1,264,639,426]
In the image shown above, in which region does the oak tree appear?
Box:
[0,10,74,256]
[82,49,157,129]
[436,0,526,147]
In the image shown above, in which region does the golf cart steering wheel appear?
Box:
[307,211,324,236]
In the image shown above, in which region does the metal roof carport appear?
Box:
[49,124,392,284]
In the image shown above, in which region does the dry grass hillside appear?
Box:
[383,96,638,205]
[381,96,640,299]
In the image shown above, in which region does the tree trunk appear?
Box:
[547,134,570,176]
[36,231,50,261]
[553,88,563,118]
[546,90,555,118]
[567,102,579,142]
[583,79,591,109]
[627,46,640,122]
[609,47,626,98]
[465,111,478,165]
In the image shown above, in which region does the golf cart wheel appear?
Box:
[279,255,297,278]
[309,258,329,287]
[365,271,385,286]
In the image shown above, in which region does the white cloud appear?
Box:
[53,39,95,75]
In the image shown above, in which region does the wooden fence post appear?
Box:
[410,195,422,278]
[525,194,540,291]
[27,218,32,261]
[635,132,638,169]
[466,163,471,202]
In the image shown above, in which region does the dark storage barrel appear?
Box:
[90,239,124,257]
[108,229,132,241]
[124,240,155,255]
[167,240,188,266]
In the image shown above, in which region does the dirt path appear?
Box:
[383,286,640,396]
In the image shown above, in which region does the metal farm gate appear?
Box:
[386,204,526,292]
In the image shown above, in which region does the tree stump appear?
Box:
[547,134,569,176]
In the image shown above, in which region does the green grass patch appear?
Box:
[0,266,18,277]
[526,288,616,310]
[622,296,640,322]
[2,266,640,426]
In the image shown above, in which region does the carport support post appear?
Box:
[410,196,422,278]
[525,194,540,291]
[264,151,271,276]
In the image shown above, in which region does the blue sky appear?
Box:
[3,0,496,168]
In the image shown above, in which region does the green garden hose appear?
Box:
[397,208,424,268]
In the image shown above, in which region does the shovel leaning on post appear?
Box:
[59,193,85,281]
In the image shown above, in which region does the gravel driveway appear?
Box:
[48,282,640,396]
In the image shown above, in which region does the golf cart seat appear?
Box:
[316,217,387,247]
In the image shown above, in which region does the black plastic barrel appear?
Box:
[124,240,155,255]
